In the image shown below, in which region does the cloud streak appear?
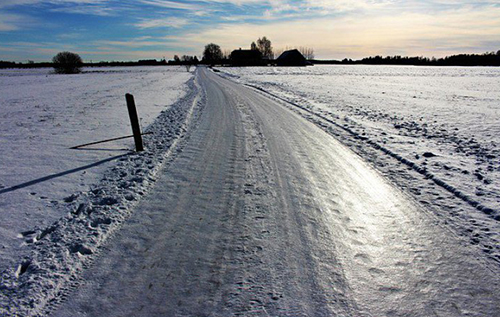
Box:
[139,0,201,10]
[0,0,109,8]
[134,17,190,29]
[0,13,20,31]
[49,5,113,16]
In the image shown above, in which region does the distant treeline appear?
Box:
[313,51,500,66]
[2,50,499,68]
[0,59,173,69]
[0,58,199,69]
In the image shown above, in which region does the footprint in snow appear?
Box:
[354,253,372,264]
[368,267,386,276]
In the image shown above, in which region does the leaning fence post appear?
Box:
[125,93,144,152]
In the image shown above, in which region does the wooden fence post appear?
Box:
[125,93,144,152]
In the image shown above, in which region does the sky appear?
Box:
[0,0,499,62]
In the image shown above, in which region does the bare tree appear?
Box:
[299,47,315,60]
[274,48,284,58]
[257,36,273,59]
[181,55,194,72]
[223,49,232,60]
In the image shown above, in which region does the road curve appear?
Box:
[52,67,500,317]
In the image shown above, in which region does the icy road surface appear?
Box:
[53,67,500,316]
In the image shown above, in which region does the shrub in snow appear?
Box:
[52,51,83,74]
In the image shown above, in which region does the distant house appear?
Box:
[230,49,263,66]
[276,49,308,66]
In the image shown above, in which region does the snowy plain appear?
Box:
[0,66,196,314]
[219,65,500,264]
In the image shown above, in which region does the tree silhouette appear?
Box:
[223,49,232,60]
[181,55,197,72]
[52,51,83,74]
[203,43,223,65]
[298,47,314,60]
[257,37,273,59]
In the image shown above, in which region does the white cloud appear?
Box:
[138,1,217,17]
[200,0,268,5]
[135,17,189,29]
[139,0,267,10]
[303,0,392,11]
[139,0,200,10]
[49,5,113,16]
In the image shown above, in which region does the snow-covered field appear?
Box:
[0,66,192,273]
[1,66,205,316]
[2,64,500,315]
[219,65,500,262]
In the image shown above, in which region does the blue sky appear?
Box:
[1,0,499,62]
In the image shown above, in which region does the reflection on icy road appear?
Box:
[54,67,500,316]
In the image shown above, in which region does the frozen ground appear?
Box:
[219,65,500,263]
[0,66,192,273]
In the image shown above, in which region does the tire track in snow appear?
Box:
[218,77,359,316]
[243,83,498,220]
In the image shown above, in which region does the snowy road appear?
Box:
[52,67,500,316]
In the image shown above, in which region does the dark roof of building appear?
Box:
[230,49,263,66]
[231,49,262,59]
[276,49,307,66]
[277,49,305,61]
